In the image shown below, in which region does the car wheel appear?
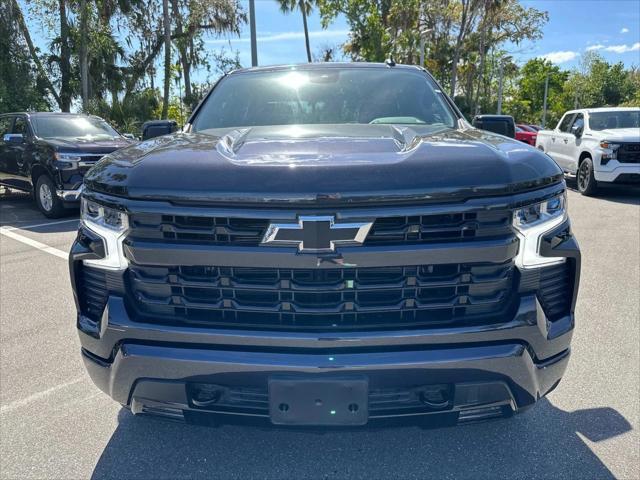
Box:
[576,157,598,196]
[35,175,66,218]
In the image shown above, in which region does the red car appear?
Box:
[515,125,537,146]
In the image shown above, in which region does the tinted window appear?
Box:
[0,117,12,136]
[12,116,28,135]
[31,116,120,140]
[476,118,513,137]
[558,114,575,132]
[192,68,456,131]
[589,110,640,130]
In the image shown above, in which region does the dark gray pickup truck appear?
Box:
[70,62,580,428]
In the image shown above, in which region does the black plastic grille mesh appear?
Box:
[128,261,516,331]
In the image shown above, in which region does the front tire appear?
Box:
[577,157,598,196]
[35,175,65,218]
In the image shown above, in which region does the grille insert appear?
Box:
[128,262,516,331]
[80,266,108,320]
[128,210,513,247]
[617,143,640,164]
[537,262,572,320]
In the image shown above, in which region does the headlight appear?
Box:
[55,152,83,162]
[513,192,567,268]
[54,152,83,169]
[599,140,619,150]
[80,198,129,270]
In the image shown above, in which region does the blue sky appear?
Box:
[209,0,640,72]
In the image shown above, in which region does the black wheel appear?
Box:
[35,175,65,218]
[577,157,597,196]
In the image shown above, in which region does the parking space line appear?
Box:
[0,218,79,231]
[0,226,69,260]
[0,378,85,415]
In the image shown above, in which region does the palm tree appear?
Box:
[277,0,314,63]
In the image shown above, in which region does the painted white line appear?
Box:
[1,218,79,231]
[0,226,69,260]
[0,378,85,415]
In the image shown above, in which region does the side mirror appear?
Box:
[571,124,583,138]
[3,133,24,144]
[141,120,178,140]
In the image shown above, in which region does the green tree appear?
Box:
[278,0,316,63]
[0,1,51,111]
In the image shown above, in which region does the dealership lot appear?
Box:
[0,186,638,480]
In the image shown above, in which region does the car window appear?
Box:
[0,116,13,137]
[588,110,640,130]
[558,114,575,132]
[12,116,28,136]
[192,68,457,131]
[31,115,120,140]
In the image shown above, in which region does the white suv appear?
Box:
[536,107,640,194]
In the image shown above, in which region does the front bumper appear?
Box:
[594,160,640,183]
[77,293,574,425]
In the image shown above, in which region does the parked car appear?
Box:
[0,112,132,217]
[515,126,538,146]
[71,63,580,428]
[527,125,543,131]
[517,124,538,133]
[535,107,640,195]
[471,114,515,138]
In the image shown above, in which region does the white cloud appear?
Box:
[620,27,629,33]
[540,50,580,64]
[205,30,350,45]
[601,42,640,53]
[586,42,640,54]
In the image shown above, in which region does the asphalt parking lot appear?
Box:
[0,185,638,480]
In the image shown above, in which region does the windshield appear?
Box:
[589,110,640,130]
[192,68,457,131]
[32,116,120,140]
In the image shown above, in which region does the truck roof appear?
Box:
[565,107,640,115]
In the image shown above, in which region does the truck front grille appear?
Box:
[617,143,640,164]
[128,210,512,247]
[127,261,516,331]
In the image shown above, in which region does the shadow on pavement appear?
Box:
[1,188,79,230]
[566,180,640,206]
[91,399,631,479]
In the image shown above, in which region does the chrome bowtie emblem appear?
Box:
[261,216,373,253]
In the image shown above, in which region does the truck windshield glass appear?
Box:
[192,68,456,131]
[589,110,640,130]
[32,116,120,140]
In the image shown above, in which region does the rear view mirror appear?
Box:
[141,120,178,140]
[3,133,24,144]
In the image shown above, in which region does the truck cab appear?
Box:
[535,108,640,195]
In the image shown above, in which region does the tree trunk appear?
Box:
[11,0,62,108]
[58,0,72,111]
[79,0,89,111]
[170,0,192,105]
[161,0,171,119]
[300,0,311,63]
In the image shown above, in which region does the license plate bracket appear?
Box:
[269,376,368,426]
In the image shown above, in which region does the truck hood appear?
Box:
[40,137,132,154]
[84,124,563,205]
[591,128,640,142]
